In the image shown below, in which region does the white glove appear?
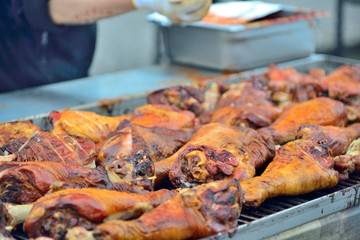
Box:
[132,0,212,23]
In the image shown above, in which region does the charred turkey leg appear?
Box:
[168,123,274,188]
[0,161,92,204]
[24,188,176,239]
[66,178,242,240]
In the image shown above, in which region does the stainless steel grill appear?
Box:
[6,54,360,239]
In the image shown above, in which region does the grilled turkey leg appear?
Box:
[158,123,274,188]
[66,178,242,240]
[24,188,176,239]
[240,139,339,208]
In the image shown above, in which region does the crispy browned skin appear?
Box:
[334,138,360,180]
[211,105,282,129]
[24,188,176,239]
[0,162,92,204]
[240,139,339,208]
[68,178,242,240]
[98,122,194,163]
[297,123,360,156]
[0,132,96,167]
[164,123,274,188]
[49,110,132,143]
[0,121,41,146]
[265,97,347,145]
[147,86,205,116]
[130,104,196,130]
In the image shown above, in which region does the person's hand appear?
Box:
[132,0,212,23]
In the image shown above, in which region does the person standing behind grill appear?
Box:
[0,0,211,93]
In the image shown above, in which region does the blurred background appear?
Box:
[89,0,360,76]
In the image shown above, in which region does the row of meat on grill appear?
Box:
[0,64,360,240]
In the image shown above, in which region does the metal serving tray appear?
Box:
[6,54,360,239]
[150,6,324,71]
